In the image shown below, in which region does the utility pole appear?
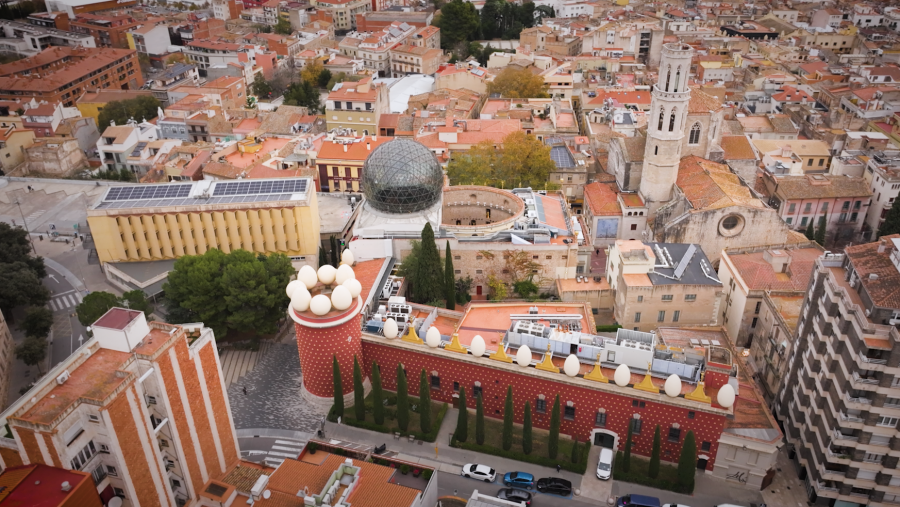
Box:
[13,197,36,254]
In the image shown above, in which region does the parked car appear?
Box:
[461,463,496,482]
[503,471,535,489]
[536,477,572,496]
[497,488,533,505]
[596,448,614,480]
[617,494,661,507]
[662,504,692,507]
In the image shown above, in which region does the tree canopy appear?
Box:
[274,17,292,35]
[0,222,45,279]
[20,306,53,339]
[879,197,900,238]
[251,73,273,99]
[487,66,549,98]
[447,131,558,189]
[480,0,536,40]
[435,0,481,51]
[76,290,153,327]
[98,96,162,129]
[283,80,322,113]
[398,224,445,304]
[163,249,294,337]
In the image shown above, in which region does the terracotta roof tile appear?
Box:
[773,175,872,200]
[845,235,900,309]
[583,181,622,216]
[677,155,764,210]
[720,135,756,161]
[726,246,822,291]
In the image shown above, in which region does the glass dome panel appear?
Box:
[361,139,443,214]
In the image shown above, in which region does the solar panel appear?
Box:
[672,244,697,280]
[212,179,307,197]
[550,146,575,169]
[104,184,192,201]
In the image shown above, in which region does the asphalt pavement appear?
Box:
[43,264,89,369]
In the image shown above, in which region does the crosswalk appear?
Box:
[25,209,45,224]
[49,292,82,312]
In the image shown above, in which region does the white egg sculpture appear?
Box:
[470,335,486,357]
[563,354,580,377]
[335,264,355,285]
[317,264,337,285]
[516,345,532,367]
[425,328,441,348]
[664,374,682,398]
[290,287,311,312]
[343,278,362,298]
[614,364,631,387]
[298,265,318,289]
[717,383,736,408]
[425,327,441,347]
[331,285,352,311]
[286,280,301,298]
[309,294,332,316]
[383,318,398,339]
[341,249,355,265]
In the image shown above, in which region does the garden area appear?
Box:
[330,390,448,443]
[612,426,696,494]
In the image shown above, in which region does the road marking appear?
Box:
[67,295,77,307]
[267,450,299,459]
[75,292,83,303]
[26,210,45,222]
[48,299,57,311]
[54,290,75,296]
[274,439,305,446]
[271,445,303,453]
[48,274,59,283]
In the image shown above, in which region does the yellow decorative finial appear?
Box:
[489,341,514,363]
[584,353,609,383]
[634,361,659,394]
[535,344,560,373]
[401,323,423,345]
[444,333,467,354]
[685,372,711,403]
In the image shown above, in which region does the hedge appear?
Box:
[612,451,693,494]
[451,439,589,474]
[329,397,449,443]
[596,324,623,332]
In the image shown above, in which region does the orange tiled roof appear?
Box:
[720,135,756,161]
[583,181,622,216]
[317,136,394,161]
[845,235,900,309]
[726,246,822,291]
[677,155,764,210]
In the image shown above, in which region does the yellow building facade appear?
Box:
[87,178,320,264]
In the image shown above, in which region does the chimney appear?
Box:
[61,481,71,492]
[878,238,888,253]
[366,141,371,150]
[343,143,348,152]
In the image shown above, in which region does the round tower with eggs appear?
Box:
[286,250,369,409]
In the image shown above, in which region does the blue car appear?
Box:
[503,471,535,489]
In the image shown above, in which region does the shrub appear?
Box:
[452,438,588,474]
[475,394,485,445]
[649,425,661,479]
[422,469,434,480]
[596,324,623,332]
[372,362,384,425]
[548,394,560,459]
[306,442,318,454]
[396,364,409,431]
[400,464,410,475]
[614,451,693,494]
[522,402,532,455]
[678,431,696,491]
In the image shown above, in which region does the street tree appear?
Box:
[20,306,52,339]
[251,73,273,99]
[678,430,696,492]
[649,425,661,478]
[98,96,161,129]
[15,335,47,374]
[0,222,45,279]
[76,291,120,327]
[120,290,153,316]
[371,362,384,425]
[487,67,549,98]
[434,0,480,50]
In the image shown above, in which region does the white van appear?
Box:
[596,448,614,480]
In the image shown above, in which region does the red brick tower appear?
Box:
[288,252,368,409]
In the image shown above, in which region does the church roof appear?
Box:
[620,135,646,162]
[677,155,765,210]
[688,86,723,114]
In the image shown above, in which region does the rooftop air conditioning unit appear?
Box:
[56,370,70,385]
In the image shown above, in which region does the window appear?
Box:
[661,294,673,302]
[751,317,758,328]
[106,465,118,477]
[473,384,482,398]
[657,109,665,130]
[632,418,642,434]
[172,479,182,489]
[637,295,643,302]
[673,310,680,322]
[688,123,701,144]
[90,465,107,484]
[536,397,547,413]
[800,217,808,226]
[804,203,812,213]
[146,395,157,405]
[114,488,126,498]
[89,414,100,423]
[788,203,796,213]
[564,405,575,420]
[807,159,813,166]
[701,441,711,451]
[819,158,825,166]
[595,411,607,427]
[658,311,665,322]
[454,255,461,260]
[755,302,761,314]
[668,426,681,442]
[634,312,641,323]
[630,224,637,230]
[786,217,793,225]
[685,294,696,301]
[688,411,695,419]
[877,416,899,428]
[158,440,168,448]
[430,374,440,389]
[669,112,676,132]
[70,441,97,470]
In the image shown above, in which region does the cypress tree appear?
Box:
[445,242,455,310]
[475,392,485,445]
[455,387,468,442]
[623,422,633,473]
[678,430,697,492]
[548,394,560,459]
[649,425,661,479]
[804,219,814,240]
[815,212,827,246]
[372,362,384,425]
[419,369,431,434]
[522,401,532,455]
[396,364,409,432]
[319,247,327,268]
[570,438,580,463]
[332,355,343,420]
[502,386,513,451]
[879,196,900,237]
[329,235,339,267]
[353,356,365,421]
[414,223,444,304]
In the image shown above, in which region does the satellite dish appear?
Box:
[263,490,271,499]
[109,498,123,507]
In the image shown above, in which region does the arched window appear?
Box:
[657,108,665,130]
[664,66,671,91]
[689,123,701,144]
[674,67,681,92]
[669,110,677,132]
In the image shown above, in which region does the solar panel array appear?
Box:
[104,184,192,201]
[212,180,307,197]
[94,194,296,210]
[550,146,576,169]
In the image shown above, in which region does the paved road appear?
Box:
[43,264,89,369]
[438,472,598,506]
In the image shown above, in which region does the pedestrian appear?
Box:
[556,464,561,473]
[242,386,247,395]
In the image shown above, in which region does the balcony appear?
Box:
[852,371,879,385]
[833,429,860,441]
[816,480,839,492]
[846,394,874,405]
[841,411,864,423]
[859,352,887,365]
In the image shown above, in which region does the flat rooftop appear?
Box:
[91,178,312,211]
[0,464,92,507]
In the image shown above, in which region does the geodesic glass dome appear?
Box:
[361,139,444,214]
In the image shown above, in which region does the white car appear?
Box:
[461,463,496,482]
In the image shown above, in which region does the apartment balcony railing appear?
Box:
[860,352,887,365]
[853,371,879,385]
[816,480,839,492]
[847,394,874,405]
[833,429,860,441]
[841,412,864,423]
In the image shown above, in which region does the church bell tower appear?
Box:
[640,43,694,213]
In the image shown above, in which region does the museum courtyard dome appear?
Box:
[360,138,444,214]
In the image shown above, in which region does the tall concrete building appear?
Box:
[0,308,239,507]
[640,43,694,213]
[777,236,900,506]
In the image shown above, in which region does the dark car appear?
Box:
[498,488,533,505]
[536,477,573,496]
[503,471,535,489]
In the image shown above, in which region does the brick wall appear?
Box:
[362,341,723,469]
[40,433,61,468]
[199,343,238,468]
[295,311,364,399]
[0,447,23,469]
[158,345,205,498]
[15,428,43,465]
[108,387,165,507]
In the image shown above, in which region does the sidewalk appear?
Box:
[33,237,117,295]
[323,407,586,494]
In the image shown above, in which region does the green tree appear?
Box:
[317,68,332,89]
[444,243,455,310]
[251,72,273,98]
[570,437,580,463]
[475,391,485,445]
[502,385,513,451]
[19,306,52,339]
[548,394,560,459]
[284,80,321,113]
[76,291,120,327]
[522,401,532,454]
[447,132,557,189]
[879,196,900,237]
[419,369,431,434]
[97,96,162,129]
[0,222,46,279]
[396,363,409,432]
[120,290,152,316]
[623,421,633,473]
[487,67,549,98]
[332,355,344,420]
[353,356,365,421]
[434,0,481,50]
[330,236,339,267]
[649,425,661,479]
[678,431,696,492]
[319,247,328,268]
[455,387,468,442]
[164,249,229,335]
[513,280,538,299]
[400,225,445,304]
[15,335,47,374]
[274,17,292,35]
[804,219,814,240]
[372,362,384,425]
[815,212,827,246]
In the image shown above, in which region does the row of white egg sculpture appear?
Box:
[286,252,362,317]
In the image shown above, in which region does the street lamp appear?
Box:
[13,197,36,254]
